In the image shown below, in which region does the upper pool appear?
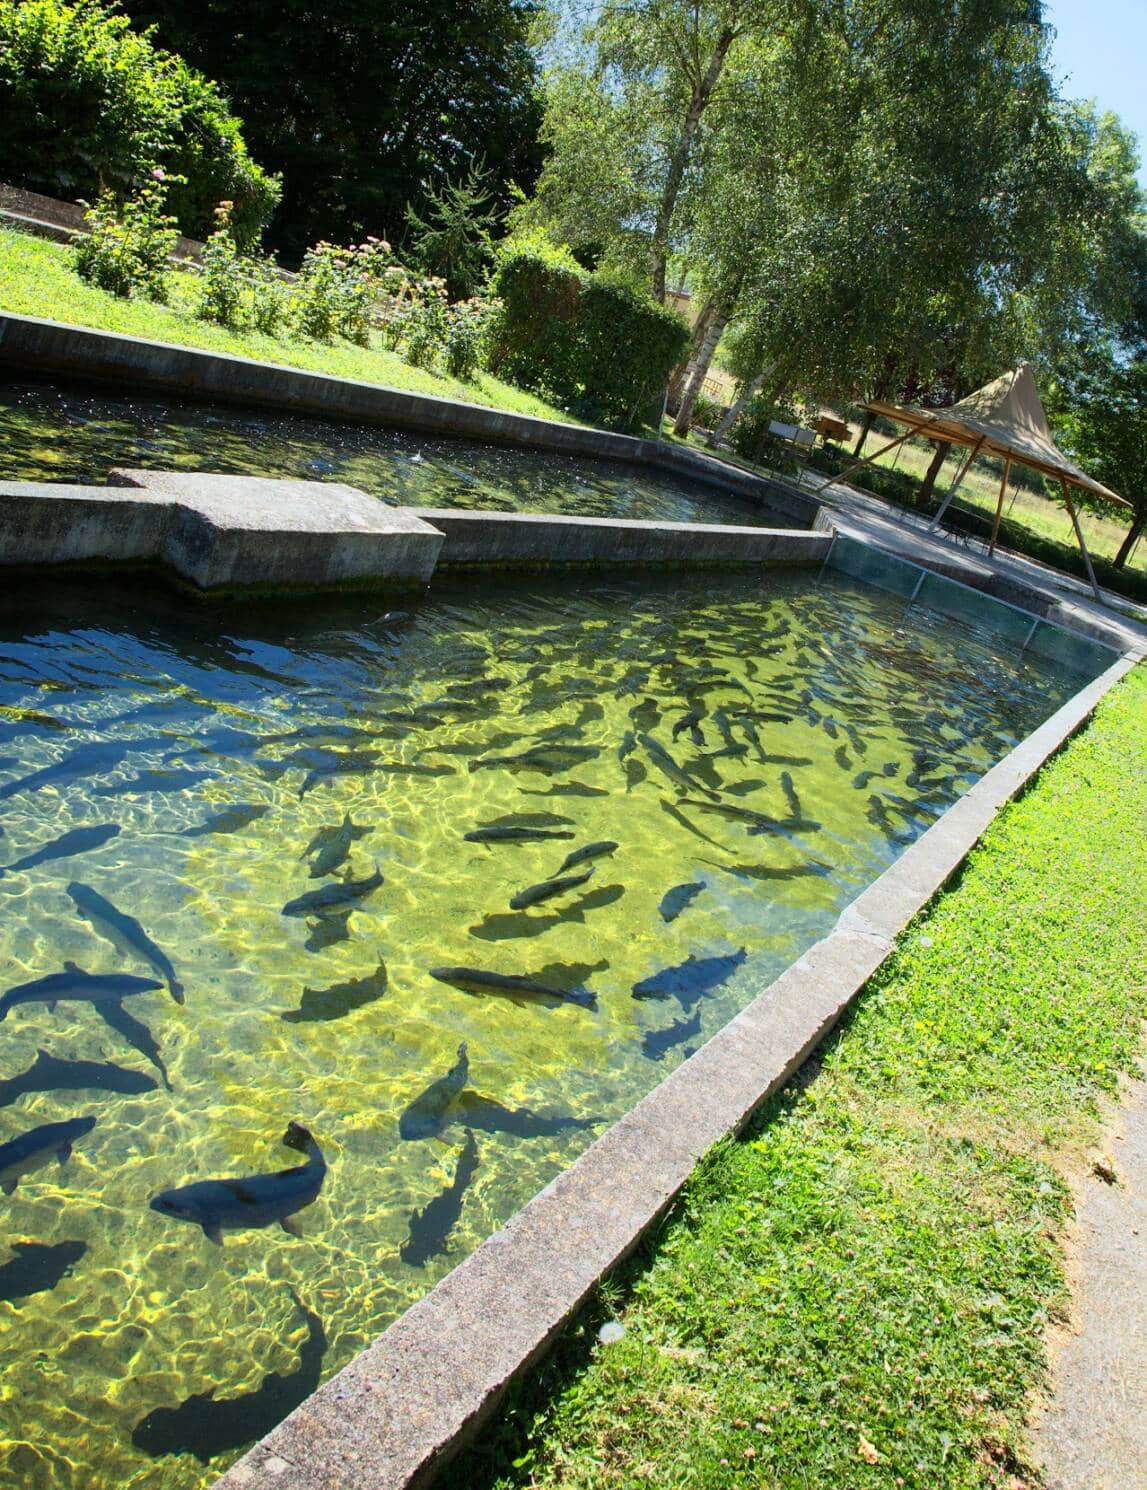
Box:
[0,379,796,528]
[0,563,1100,1490]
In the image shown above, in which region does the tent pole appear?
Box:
[814,429,917,501]
[988,458,1011,556]
[1060,479,1102,602]
[927,435,986,531]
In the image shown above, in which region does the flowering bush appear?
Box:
[196,201,244,327]
[293,237,395,343]
[443,296,498,380]
[73,169,180,300]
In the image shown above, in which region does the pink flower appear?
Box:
[151,167,166,181]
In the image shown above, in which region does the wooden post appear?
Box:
[813,428,918,502]
[988,458,1011,556]
[1060,479,1102,601]
[927,435,986,531]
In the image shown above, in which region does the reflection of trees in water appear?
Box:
[2,381,771,525]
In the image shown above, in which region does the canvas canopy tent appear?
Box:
[819,364,1131,600]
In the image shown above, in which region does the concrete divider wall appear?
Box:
[0,313,820,527]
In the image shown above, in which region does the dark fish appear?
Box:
[641,1009,703,1061]
[779,771,802,819]
[281,959,387,1023]
[94,769,212,797]
[617,730,637,763]
[629,699,660,731]
[722,778,770,797]
[429,965,597,1008]
[554,840,618,875]
[574,700,605,727]
[451,1090,599,1139]
[834,744,851,771]
[658,797,727,850]
[96,999,172,1091]
[0,737,169,801]
[305,813,372,877]
[0,824,120,879]
[672,711,704,745]
[467,886,624,942]
[464,826,575,844]
[281,867,383,918]
[710,707,737,750]
[399,1131,480,1267]
[182,803,270,837]
[400,1043,469,1141]
[632,948,748,1012]
[0,1239,87,1304]
[522,782,609,799]
[509,866,596,910]
[717,860,832,882]
[377,760,455,778]
[149,1122,326,1246]
[0,962,162,1021]
[680,799,822,836]
[469,744,600,774]
[67,882,184,1004]
[132,1289,326,1463]
[639,734,718,801]
[624,755,647,792]
[297,753,377,798]
[0,1116,97,1194]
[658,882,704,923]
[0,1048,157,1108]
[303,910,353,953]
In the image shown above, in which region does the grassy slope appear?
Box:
[0,229,578,425]
[456,665,1147,1490]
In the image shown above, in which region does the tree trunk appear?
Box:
[852,409,875,458]
[650,28,736,302]
[1113,511,1145,569]
[673,300,732,435]
[706,359,781,447]
[915,440,950,510]
[667,296,715,412]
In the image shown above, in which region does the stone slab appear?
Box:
[407,506,831,570]
[212,648,1143,1490]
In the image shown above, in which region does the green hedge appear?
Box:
[488,250,689,428]
[0,0,279,248]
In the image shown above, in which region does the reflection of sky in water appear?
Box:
[0,567,1089,1490]
[0,380,794,527]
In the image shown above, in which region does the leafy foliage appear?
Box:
[725,394,802,471]
[73,174,179,299]
[406,163,502,301]
[489,246,690,426]
[0,0,279,248]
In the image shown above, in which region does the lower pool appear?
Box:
[0,565,1092,1489]
[0,380,794,527]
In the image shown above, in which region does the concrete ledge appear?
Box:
[213,649,1142,1490]
[408,507,831,571]
[0,312,820,526]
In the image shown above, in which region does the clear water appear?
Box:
[0,566,1087,1490]
[0,380,795,527]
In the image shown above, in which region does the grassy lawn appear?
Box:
[0,229,578,426]
[456,664,1147,1490]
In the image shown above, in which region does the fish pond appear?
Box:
[0,378,796,527]
[0,564,1097,1490]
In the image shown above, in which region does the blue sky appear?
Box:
[1045,0,1147,187]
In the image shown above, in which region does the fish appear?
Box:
[469,744,600,774]
[0,824,120,878]
[132,1289,326,1463]
[732,713,766,760]
[672,711,705,746]
[658,882,704,923]
[303,910,354,953]
[281,867,383,918]
[429,965,598,1008]
[93,769,212,797]
[722,779,770,797]
[66,882,184,1005]
[0,1048,157,1108]
[0,737,170,801]
[641,1009,703,1061]
[632,948,748,1012]
[638,734,718,802]
[400,1043,470,1141]
[281,959,388,1023]
[658,797,728,850]
[0,1239,87,1304]
[624,756,647,792]
[449,1090,599,1138]
[834,745,851,771]
[467,885,624,942]
[297,753,378,798]
[95,999,172,1091]
[522,782,609,799]
[399,1131,480,1267]
[679,799,822,836]
[464,826,576,844]
[182,804,270,837]
[0,962,163,1021]
[509,866,596,910]
[0,1116,97,1195]
[148,1122,326,1246]
[554,840,619,875]
[716,860,832,882]
[710,707,737,750]
[305,813,372,877]
[617,730,637,764]
[629,699,661,731]
[574,699,605,727]
[779,771,803,819]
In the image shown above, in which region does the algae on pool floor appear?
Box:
[0,567,1094,1490]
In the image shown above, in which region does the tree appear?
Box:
[405,164,502,301]
[123,0,545,261]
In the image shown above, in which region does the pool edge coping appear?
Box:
[211,650,1145,1490]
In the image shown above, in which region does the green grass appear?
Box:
[454,664,1147,1490]
[0,229,578,426]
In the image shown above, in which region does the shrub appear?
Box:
[0,0,279,248]
[487,246,689,428]
[73,172,178,299]
[402,278,450,369]
[443,296,498,380]
[195,204,245,327]
[248,255,290,335]
[726,394,804,472]
[689,391,725,432]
